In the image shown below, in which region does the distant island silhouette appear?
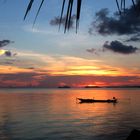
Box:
[84,86,101,88]
[58,85,71,88]
[0,85,140,89]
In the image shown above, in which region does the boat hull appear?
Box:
[77,98,117,103]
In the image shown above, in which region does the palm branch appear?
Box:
[23,0,139,32]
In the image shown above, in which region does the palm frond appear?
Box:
[115,0,138,14]
[68,0,74,30]
[24,0,34,20]
[76,0,82,33]
[132,0,136,10]
[115,0,122,15]
[59,0,66,30]
[23,0,139,33]
[33,0,45,27]
[64,0,71,33]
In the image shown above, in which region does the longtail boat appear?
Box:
[77,98,118,103]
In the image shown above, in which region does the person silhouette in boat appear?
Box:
[107,97,117,103]
[113,97,116,100]
[112,97,118,103]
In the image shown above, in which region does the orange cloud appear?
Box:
[1,52,140,78]
[0,65,34,74]
[0,51,140,87]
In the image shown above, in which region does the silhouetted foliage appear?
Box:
[23,0,139,32]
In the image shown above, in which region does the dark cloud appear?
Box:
[125,34,140,42]
[0,40,14,48]
[103,40,139,54]
[86,48,99,55]
[86,48,96,53]
[4,51,12,57]
[86,40,140,55]
[0,50,17,57]
[89,1,140,36]
[50,15,76,29]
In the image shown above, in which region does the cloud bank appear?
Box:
[89,1,140,41]
[0,40,15,57]
[103,40,139,54]
[87,40,139,55]
[0,40,13,48]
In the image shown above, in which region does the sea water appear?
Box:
[0,88,140,140]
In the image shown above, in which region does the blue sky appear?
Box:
[0,0,118,52]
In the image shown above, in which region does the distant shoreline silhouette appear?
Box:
[0,85,140,88]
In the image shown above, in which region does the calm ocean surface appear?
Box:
[0,88,140,140]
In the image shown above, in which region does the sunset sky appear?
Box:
[0,0,140,87]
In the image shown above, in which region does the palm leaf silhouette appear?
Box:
[23,0,139,32]
[59,0,66,30]
[32,0,45,27]
[24,0,34,20]
[76,0,82,33]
